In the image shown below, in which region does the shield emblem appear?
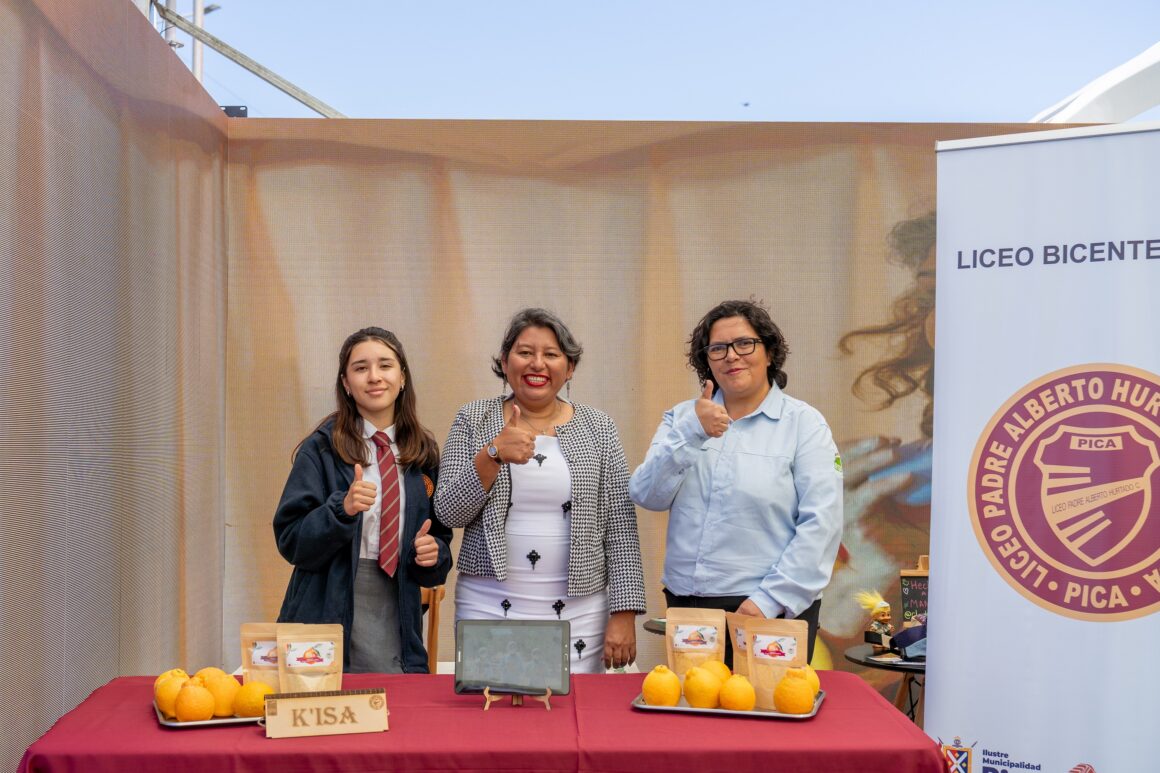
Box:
[942,745,971,773]
[1034,425,1159,567]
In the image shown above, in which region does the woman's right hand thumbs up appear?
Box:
[494,403,537,465]
[695,380,731,438]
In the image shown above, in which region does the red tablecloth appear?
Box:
[20,672,943,773]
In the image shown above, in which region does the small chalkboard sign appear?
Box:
[899,555,929,624]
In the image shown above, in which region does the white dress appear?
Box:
[455,435,609,674]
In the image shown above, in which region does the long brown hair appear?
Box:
[838,212,935,438]
[296,327,439,469]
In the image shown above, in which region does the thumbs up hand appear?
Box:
[695,381,731,438]
[343,463,379,516]
[492,403,537,465]
[413,519,439,567]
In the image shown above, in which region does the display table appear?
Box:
[21,672,943,773]
[844,644,925,723]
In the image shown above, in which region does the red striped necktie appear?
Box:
[372,431,401,577]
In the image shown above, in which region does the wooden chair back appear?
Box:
[419,585,446,673]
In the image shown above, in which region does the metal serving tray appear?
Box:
[153,701,263,729]
[631,689,824,720]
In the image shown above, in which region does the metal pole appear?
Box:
[193,0,205,82]
[151,1,345,117]
[164,0,177,45]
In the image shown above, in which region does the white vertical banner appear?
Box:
[928,124,1160,773]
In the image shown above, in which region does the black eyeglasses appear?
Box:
[704,337,762,361]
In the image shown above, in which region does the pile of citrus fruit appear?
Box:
[640,661,822,715]
[153,667,275,722]
[641,660,757,711]
[772,665,820,714]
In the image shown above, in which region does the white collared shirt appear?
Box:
[358,420,407,561]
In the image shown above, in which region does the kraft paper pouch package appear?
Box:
[277,623,344,693]
[665,608,726,681]
[724,612,751,678]
[240,622,280,686]
[745,618,807,710]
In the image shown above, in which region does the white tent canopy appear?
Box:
[1033,40,1160,123]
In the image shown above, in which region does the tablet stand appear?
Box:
[482,686,553,711]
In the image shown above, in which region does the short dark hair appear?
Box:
[686,299,789,389]
[491,308,583,380]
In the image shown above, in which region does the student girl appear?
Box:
[274,327,451,672]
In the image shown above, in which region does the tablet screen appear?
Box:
[454,619,571,695]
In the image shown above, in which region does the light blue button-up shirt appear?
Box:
[629,385,843,619]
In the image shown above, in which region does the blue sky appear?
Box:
[159,1,1160,122]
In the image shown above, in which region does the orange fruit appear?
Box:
[204,673,241,718]
[194,666,230,683]
[810,638,834,670]
[773,668,816,714]
[174,678,215,722]
[802,664,821,696]
[641,665,681,707]
[682,666,722,709]
[154,675,185,718]
[234,681,275,718]
[154,668,189,692]
[718,674,756,711]
[700,659,731,683]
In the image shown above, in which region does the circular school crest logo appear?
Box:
[968,364,1160,621]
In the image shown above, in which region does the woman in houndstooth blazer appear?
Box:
[434,308,646,672]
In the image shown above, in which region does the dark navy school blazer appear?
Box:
[274,418,451,672]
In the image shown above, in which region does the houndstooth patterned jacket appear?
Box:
[434,397,647,614]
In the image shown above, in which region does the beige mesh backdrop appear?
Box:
[1,0,1065,769]
[222,119,1043,678]
[0,0,227,771]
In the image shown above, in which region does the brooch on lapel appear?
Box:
[422,474,435,498]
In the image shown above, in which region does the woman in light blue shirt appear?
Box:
[629,299,843,665]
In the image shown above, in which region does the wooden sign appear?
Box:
[899,555,929,624]
[263,688,388,738]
